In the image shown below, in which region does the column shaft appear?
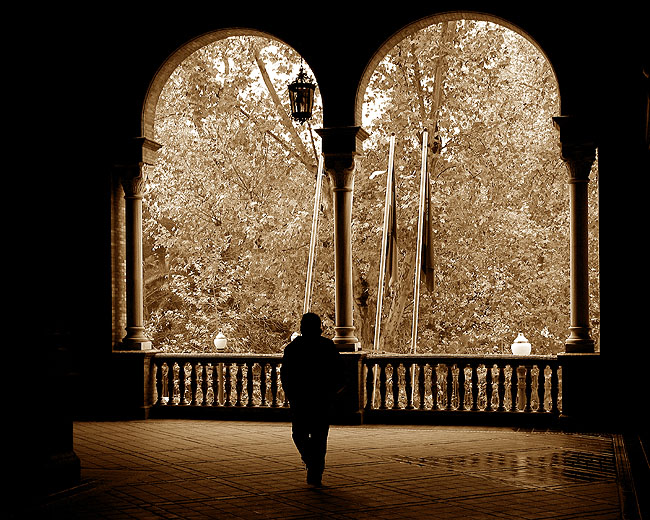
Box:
[328,157,358,349]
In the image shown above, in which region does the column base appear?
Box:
[565,326,595,353]
[120,339,153,350]
[333,326,360,352]
[120,326,152,350]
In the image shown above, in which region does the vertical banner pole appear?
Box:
[410,131,428,400]
[303,155,324,314]
[371,134,396,407]
[373,134,396,352]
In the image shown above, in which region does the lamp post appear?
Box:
[288,64,316,123]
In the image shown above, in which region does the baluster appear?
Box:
[168,363,177,405]
[485,364,493,412]
[510,364,518,412]
[211,363,221,406]
[446,364,454,411]
[235,363,244,407]
[497,364,506,412]
[391,364,401,409]
[246,362,254,407]
[201,363,209,406]
[270,361,279,407]
[365,363,374,411]
[405,363,414,410]
[524,365,533,412]
[224,362,233,407]
[430,363,439,411]
[471,363,479,411]
[537,364,546,412]
[457,364,466,410]
[155,361,163,406]
[379,362,388,410]
[551,365,559,414]
[418,362,426,410]
[190,361,199,406]
[178,362,188,405]
[260,363,268,407]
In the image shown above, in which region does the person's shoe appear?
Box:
[306,468,322,487]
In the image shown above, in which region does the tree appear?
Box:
[144,36,330,352]
[355,20,599,354]
[144,22,600,356]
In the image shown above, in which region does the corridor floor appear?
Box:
[25,420,627,519]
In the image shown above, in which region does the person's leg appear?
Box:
[306,422,329,485]
[291,418,310,466]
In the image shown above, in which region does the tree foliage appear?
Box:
[144,21,600,355]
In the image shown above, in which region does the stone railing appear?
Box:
[150,353,290,420]
[363,354,562,425]
[150,352,563,426]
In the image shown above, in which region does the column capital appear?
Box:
[315,126,369,156]
[553,116,597,165]
[116,137,162,198]
[119,163,148,199]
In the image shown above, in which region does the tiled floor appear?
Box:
[24,421,626,519]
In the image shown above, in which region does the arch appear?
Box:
[141,28,319,143]
[355,11,559,126]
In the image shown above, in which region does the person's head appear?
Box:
[300,312,322,336]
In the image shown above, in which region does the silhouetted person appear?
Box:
[281,313,345,486]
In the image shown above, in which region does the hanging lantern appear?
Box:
[288,64,316,123]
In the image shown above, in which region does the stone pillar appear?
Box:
[316,127,369,351]
[553,116,596,353]
[117,137,161,351]
[120,163,152,350]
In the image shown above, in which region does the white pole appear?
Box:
[373,134,396,352]
[303,155,324,315]
[410,131,428,354]
[371,134,396,407]
[409,131,428,403]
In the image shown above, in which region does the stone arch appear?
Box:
[355,12,559,126]
[141,28,319,144]
[352,11,597,354]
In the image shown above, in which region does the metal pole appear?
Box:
[409,131,428,402]
[371,135,396,406]
[303,155,324,314]
[410,130,428,355]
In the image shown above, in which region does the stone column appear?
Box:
[118,137,161,351]
[316,127,369,351]
[119,163,151,350]
[554,116,596,353]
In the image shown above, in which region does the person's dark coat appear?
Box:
[281,333,345,417]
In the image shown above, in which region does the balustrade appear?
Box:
[151,353,289,418]
[150,352,563,425]
[364,354,561,422]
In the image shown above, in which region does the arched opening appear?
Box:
[142,32,327,353]
[354,14,599,355]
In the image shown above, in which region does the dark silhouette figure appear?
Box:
[281,313,345,486]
